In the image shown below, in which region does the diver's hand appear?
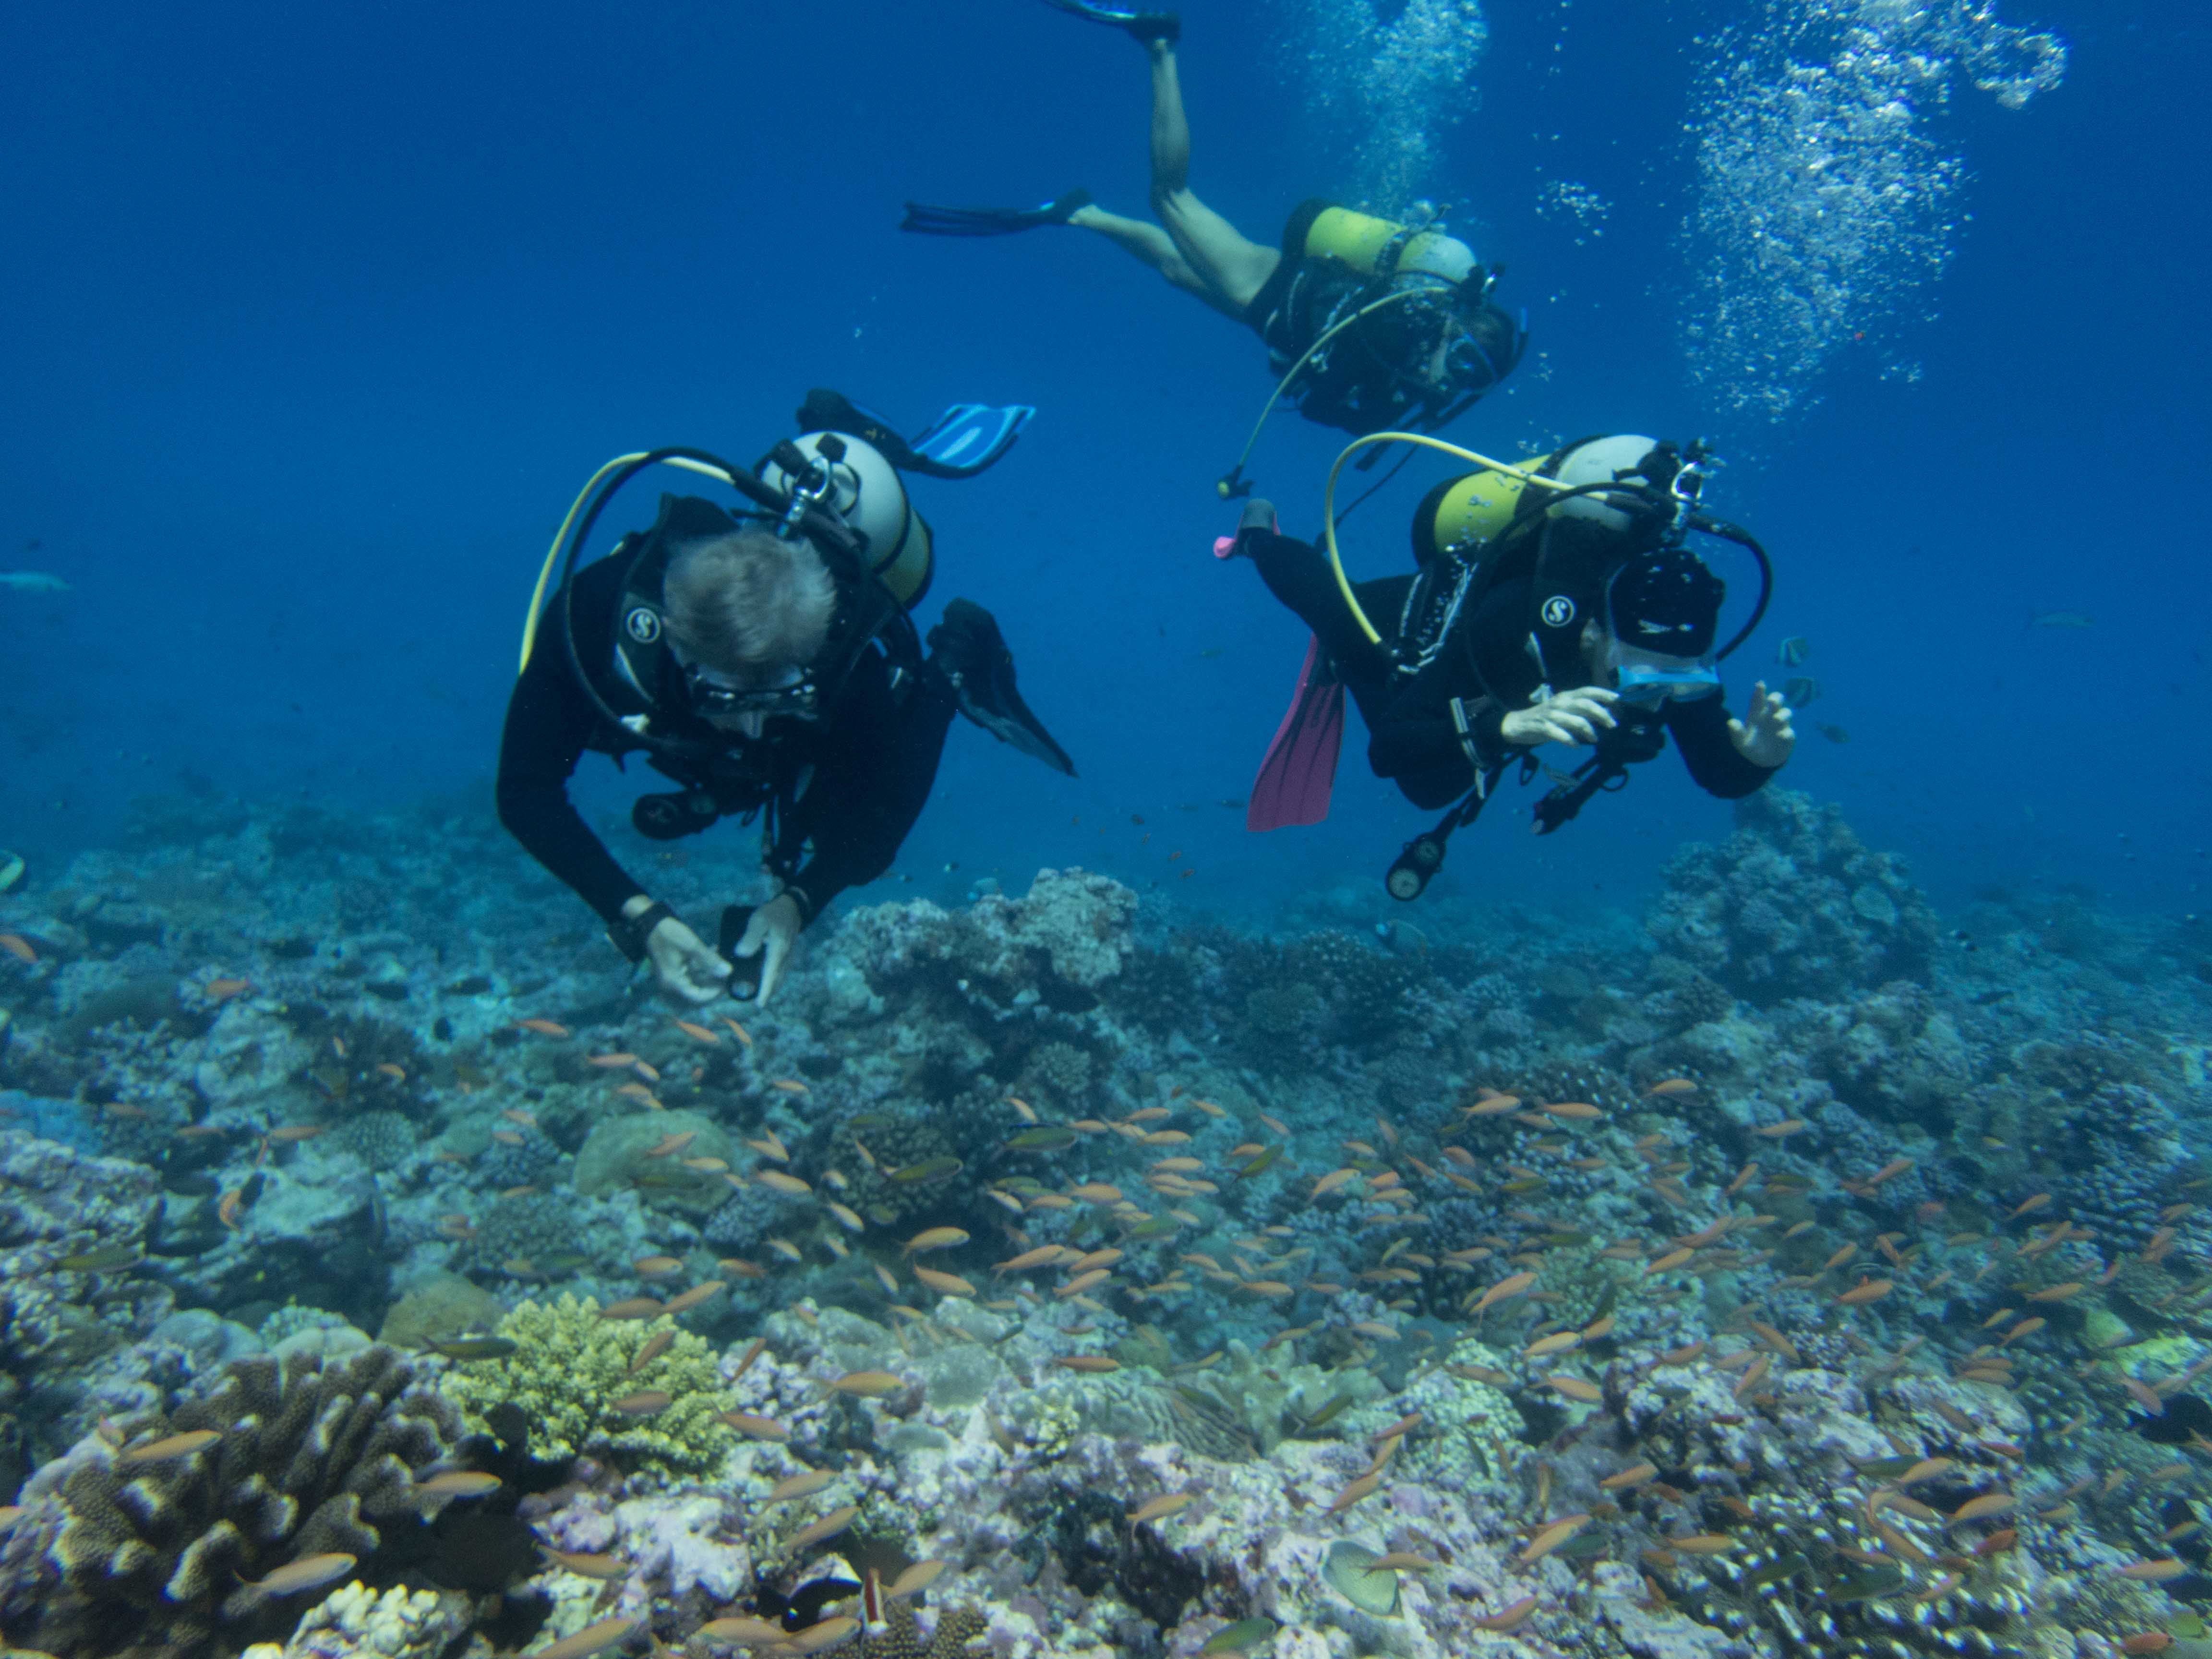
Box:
[731,891,804,1006]
[1501,687,1620,748]
[634,906,731,1006]
[1729,681,1795,768]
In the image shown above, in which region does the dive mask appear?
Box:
[1607,641,1720,709]
[684,662,818,724]
[1431,282,1527,401]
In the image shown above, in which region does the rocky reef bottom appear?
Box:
[0,785,2207,1659]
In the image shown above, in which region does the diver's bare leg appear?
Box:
[1143,40,1280,312]
[1065,201,1232,310]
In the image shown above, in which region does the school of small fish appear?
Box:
[5,833,2209,1659]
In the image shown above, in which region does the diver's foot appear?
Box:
[901,189,1092,238]
[926,598,1006,690]
[1215,497,1277,559]
[1123,12,1179,45]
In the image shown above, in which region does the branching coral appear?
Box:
[438,1295,733,1475]
[1646,788,1938,1002]
[3,1344,468,1659]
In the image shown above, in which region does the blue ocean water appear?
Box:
[1,0,2205,926]
[9,12,2212,1653]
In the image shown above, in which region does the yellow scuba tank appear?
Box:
[1304,206,1478,285]
[1416,462,1549,563]
[758,433,936,609]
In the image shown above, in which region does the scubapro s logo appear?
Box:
[1541,595,1576,628]
[624,607,662,644]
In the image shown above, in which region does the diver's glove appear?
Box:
[728,891,805,1007]
[1500,687,1620,749]
[1214,498,1280,560]
[1728,680,1795,768]
[618,896,731,1006]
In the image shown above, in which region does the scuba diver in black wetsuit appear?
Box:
[497,392,1072,1006]
[1220,433,1795,899]
[899,2,1528,496]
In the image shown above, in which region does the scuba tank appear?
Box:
[758,432,934,612]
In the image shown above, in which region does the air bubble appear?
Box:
[1677,0,2066,426]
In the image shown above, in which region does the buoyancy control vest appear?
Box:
[1356,433,1772,895]
[1245,200,1526,437]
[1394,435,1707,690]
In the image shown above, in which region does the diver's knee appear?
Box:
[1151,184,1200,222]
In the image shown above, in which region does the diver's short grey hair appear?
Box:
[661,529,837,673]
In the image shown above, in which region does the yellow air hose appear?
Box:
[1321,432,1581,646]
[517,453,748,673]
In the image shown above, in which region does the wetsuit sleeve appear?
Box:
[785,654,956,921]
[1666,691,1779,798]
[494,571,647,926]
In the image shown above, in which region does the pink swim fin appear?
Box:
[1247,635,1345,831]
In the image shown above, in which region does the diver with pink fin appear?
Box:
[1221,435,1795,898]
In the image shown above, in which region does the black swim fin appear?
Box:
[1036,0,1180,43]
[929,599,1076,776]
[900,190,1092,239]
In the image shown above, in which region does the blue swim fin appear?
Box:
[900,190,1092,239]
[796,389,1034,481]
[905,404,1035,479]
[1036,0,1179,43]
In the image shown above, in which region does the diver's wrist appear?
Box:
[779,886,815,929]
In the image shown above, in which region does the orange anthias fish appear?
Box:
[0,935,38,964]
[514,1018,570,1037]
[204,977,252,1002]
[1471,1271,1538,1314]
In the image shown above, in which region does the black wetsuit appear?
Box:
[1244,528,1777,822]
[1243,199,1465,436]
[496,552,955,927]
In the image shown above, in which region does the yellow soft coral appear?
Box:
[438,1295,733,1476]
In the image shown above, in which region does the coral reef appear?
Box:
[438,1296,733,1475]
[1647,788,1940,1002]
[240,1581,471,1659]
[1,785,2208,1659]
[0,1345,471,1659]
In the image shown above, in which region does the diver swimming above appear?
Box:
[1219,434,1794,900]
[901,2,1527,490]
[496,391,1073,1006]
